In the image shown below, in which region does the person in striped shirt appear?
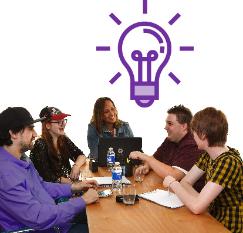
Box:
[163,107,242,233]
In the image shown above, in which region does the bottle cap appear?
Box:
[115,162,120,166]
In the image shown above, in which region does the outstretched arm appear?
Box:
[130,151,185,180]
[163,165,223,214]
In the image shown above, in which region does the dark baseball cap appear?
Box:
[0,107,44,133]
[39,106,71,121]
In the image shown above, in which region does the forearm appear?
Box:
[180,179,199,198]
[170,181,206,214]
[74,155,86,167]
[146,157,185,180]
[42,181,72,199]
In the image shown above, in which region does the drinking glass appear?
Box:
[122,184,136,205]
[134,166,145,182]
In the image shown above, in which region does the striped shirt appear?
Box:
[196,147,243,233]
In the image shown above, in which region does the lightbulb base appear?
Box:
[131,82,158,108]
[135,99,154,107]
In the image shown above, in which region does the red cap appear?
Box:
[39,107,71,121]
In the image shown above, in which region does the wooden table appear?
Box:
[84,166,230,233]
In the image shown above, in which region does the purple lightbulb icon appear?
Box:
[118,22,171,107]
[96,7,194,108]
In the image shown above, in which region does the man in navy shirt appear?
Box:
[0,107,98,233]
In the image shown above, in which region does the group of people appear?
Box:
[0,98,242,233]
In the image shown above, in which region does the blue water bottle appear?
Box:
[112,162,122,192]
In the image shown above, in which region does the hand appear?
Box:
[141,164,150,175]
[134,164,150,176]
[82,180,98,190]
[163,176,176,189]
[71,180,98,193]
[129,151,147,161]
[81,188,99,205]
[70,164,81,180]
[60,177,73,184]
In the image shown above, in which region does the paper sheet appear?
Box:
[139,189,184,208]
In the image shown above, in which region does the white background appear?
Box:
[0,0,243,158]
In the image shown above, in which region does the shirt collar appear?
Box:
[0,147,30,169]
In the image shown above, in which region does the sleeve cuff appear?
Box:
[172,166,188,175]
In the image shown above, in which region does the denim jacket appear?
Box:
[87,121,134,159]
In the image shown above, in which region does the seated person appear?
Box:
[163,107,242,233]
[87,97,134,159]
[130,105,204,192]
[30,107,86,184]
[0,107,98,233]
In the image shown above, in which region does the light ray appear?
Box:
[109,13,122,25]
[143,0,148,14]
[110,72,122,84]
[169,72,181,84]
[180,46,194,51]
[96,46,111,51]
[168,13,181,25]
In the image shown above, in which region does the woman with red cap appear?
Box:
[30,106,86,184]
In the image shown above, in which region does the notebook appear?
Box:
[139,189,184,208]
[86,176,131,186]
[98,137,142,167]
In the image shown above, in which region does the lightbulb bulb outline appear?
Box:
[118,21,171,107]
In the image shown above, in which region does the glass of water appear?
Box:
[134,166,145,183]
[122,184,136,205]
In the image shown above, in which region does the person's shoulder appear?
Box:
[64,135,74,144]
[88,123,97,130]
[218,147,242,164]
[0,158,25,181]
[33,137,47,150]
[119,120,130,127]
[180,132,197,146]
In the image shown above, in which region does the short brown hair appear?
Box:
[191,107,228,147]
[167,105,193,129]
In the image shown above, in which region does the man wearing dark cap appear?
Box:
[0,107,98,233]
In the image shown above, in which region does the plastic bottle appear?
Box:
[112,162,122,192]
[117,148,125,177]
[107,147,115,171]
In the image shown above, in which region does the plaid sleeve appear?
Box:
[195,152,208,172]
[210,156,241,189]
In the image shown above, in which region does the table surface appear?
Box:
[84,164,230,233]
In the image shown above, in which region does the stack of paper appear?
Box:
[139,189,184,208]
